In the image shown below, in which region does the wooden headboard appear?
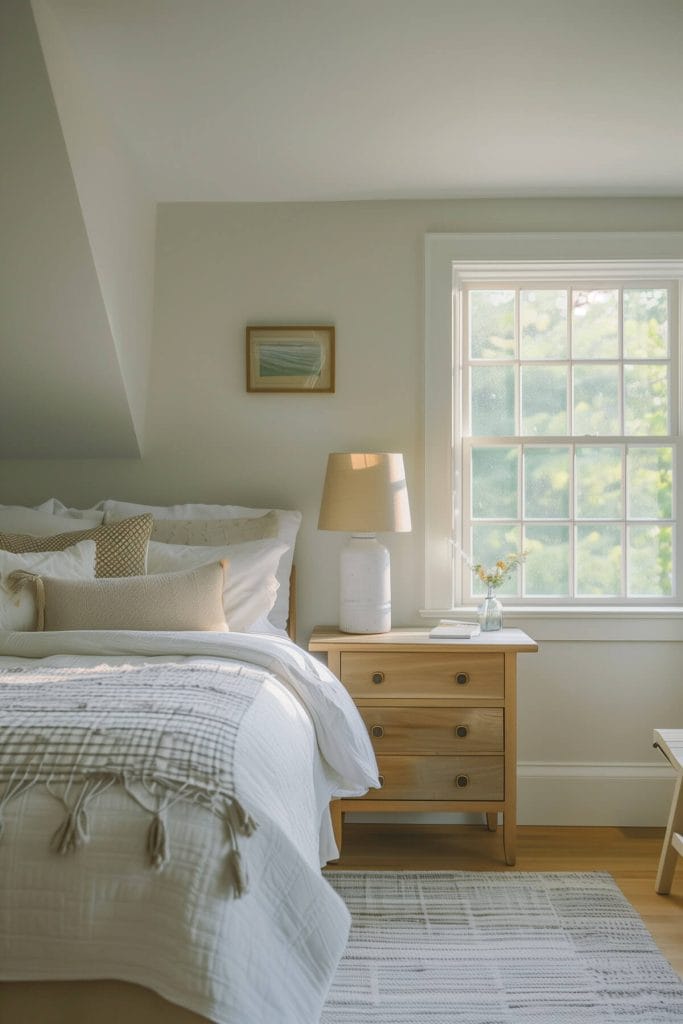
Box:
[286,565,296,641]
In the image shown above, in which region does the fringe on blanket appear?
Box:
[0,770,258,898]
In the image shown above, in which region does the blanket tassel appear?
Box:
[49,774,115,855]
[224,846,248,898]
[51,804,89,855]
[147,811,169,870]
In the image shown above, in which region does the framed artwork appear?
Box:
[246,325,335,393]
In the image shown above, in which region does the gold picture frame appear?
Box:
[246,325,335,393]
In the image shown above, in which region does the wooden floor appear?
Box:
[327,822,683,978]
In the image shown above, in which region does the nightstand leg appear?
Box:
[330,799,344,855]
[503,815,516,866]
[485,813,498,832]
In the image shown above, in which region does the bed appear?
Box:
[0,499,378,1024]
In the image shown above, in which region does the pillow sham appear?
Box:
[33,562,228,632]
[144,510,278,546]
[0,514,153,578]
[104,500,301,630]
[0,541,97,631]
[0,506,102,535]
[34,498,105,523]
[147,538,288,633]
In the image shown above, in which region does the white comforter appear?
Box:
[0,630,378,1024]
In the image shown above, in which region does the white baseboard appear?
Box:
[517,761,675,826]
[344,762,676,827]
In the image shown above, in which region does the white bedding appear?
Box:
[0,631,378,1024]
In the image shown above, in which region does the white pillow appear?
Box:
[106,500,301,631]
[147,538,289,633]
[0,541,97,631]
[0,506,102,535]
[34,499,105,524]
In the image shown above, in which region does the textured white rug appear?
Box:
[322,871,683,1023]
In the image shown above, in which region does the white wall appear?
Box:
[0,0,140,457]
[32,0,156,446]
[1,197,682,823]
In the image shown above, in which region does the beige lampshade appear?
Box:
[318,452,412,533]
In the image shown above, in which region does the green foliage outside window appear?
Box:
[466,285,674,599]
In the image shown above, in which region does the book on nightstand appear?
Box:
[429,619,481,639]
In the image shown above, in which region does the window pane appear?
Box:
[524,447,570,518]
[628,525,673,597]
[472,447,518,518]
[623,288,668,359]
[575,446,622,519]
[469,290,515,359]
[520,290,568,359]
[572,289,618,358]
[471,365,515,436]
[624,363,669,436]
[576,524,622,596]
[521,365,568,435]
[627,447,673,520]
[524,524,570,596]
[471,524,521,596]
[573,364,620,435]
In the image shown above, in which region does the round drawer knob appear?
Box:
[372,672,385,685]
[377,774,385,787]
[455,774,470,788]
[455,672,470,686]
[455,724,469,738]
[371,725,384,738]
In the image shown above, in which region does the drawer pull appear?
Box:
[455,724,469,739]
[377,774,385,787]
[372,672,385,685]
[455,774,470,788]
[371,725,384,738]
[455,672,470,686]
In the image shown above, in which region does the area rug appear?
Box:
[322,871,683,1023]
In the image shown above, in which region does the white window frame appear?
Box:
[424,233,683,636]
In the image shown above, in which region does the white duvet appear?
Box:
[0,630,379,1024]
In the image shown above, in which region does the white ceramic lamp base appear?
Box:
[339,534,391,634]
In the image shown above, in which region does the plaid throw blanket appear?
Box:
[0,660,264,896]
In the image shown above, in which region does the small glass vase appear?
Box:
[478,585,503,631]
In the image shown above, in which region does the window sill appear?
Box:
[419,605,683,642]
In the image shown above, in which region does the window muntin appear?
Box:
[462,282,676,603]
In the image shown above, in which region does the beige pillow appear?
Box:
[0,514,153,577]
[35,562,228,631]
[148,510,279,546]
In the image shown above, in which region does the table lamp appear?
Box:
[318,452,411,633]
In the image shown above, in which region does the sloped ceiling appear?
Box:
[0,0,152,458]
[44,0,683,201]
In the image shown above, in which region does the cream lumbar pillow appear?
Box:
[0,541,97,631]
[147,538,287,632]
[20,561,229,632]
[0,514,153,577]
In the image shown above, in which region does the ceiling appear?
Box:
[47,0,683,202]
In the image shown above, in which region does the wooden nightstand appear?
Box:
[309,626,538,865]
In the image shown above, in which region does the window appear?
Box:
[424,234,683,615]
[462,282,675,603]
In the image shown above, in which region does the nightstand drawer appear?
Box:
[372,755,504,800]
[359,707,504,753]
[340,652,504,699]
